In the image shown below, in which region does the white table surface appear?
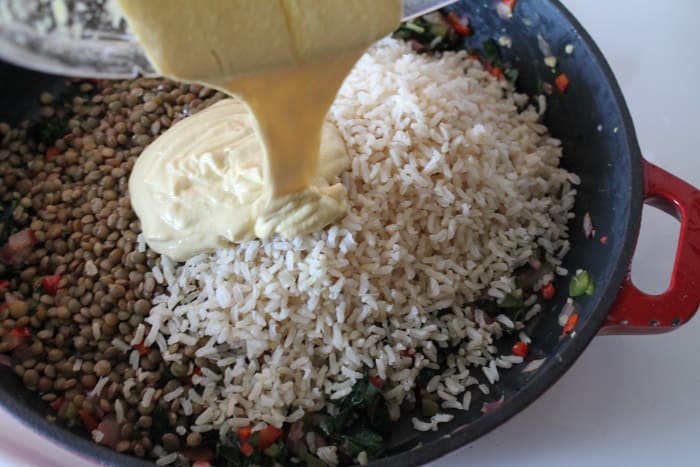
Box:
[1,1,699,466]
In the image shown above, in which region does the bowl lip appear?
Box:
[0,0,644,466]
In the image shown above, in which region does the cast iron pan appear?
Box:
[0,0,698,466]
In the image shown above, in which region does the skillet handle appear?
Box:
[599,160,700,335]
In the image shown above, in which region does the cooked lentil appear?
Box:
[0,78,228,459]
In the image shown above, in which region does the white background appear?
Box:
[0,1,698,466]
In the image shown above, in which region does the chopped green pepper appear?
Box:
[585,279,595,296]
[569,270,591,297]
[499,289,523,308]
[403,22,426,34]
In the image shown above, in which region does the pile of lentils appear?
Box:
[0,78,228,460]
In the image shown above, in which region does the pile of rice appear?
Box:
[138,38,577,436]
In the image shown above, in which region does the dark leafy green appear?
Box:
[343,426,385,459]
[28,115,70,146]
[367,398,392,437]
[149,404,171,442]
[482,39,501,64]
[320,376,382,437]
[215,432,264,467]
[392,14,462,52]
[316,375,393,463]
[480,39,519,84]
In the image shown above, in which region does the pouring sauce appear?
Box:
[117,0,401,261]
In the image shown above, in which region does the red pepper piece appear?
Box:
[240,441,254,457]
[369,375,385,389]
[10,326,30,337]
[256,425,283,451]
[541,282,555,300]
[238,425,252,442]
[445,12,472,36]
[555,73,570,94]
[79,409,99,432]
[133,342,149,356]
[45,146,61,159]
[41,274,61,295]
[49,397,65,412]
[512,341,529,358]
[563,313,579,334]
[490,66,504,80]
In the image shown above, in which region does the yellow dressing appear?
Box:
[129,99,350,261]
[117,0,402,260]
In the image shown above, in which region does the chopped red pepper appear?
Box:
[600,236,608,245]
[133,342,150,356]
[10,326,30,337]
[135,342,149,355]
[369,375,385,389]
[256,425,283,451]
[563,313,579,334]
[512,341,529,358]
[400,349,415,358]
[541,282,555,300]
[445,12,472,36]
[240,441,254,457]
[41,274,61,295]
[502,0,517,9]
[45,146,61,159]
[554,73,570,94]
[0,280,9,292]
[490,66,504,80]
[49,397,65,412]
[238,425,252,442]
[79,409,99,432]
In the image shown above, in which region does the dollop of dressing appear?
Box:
[129,99,349,261]
[117,0,401,260]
